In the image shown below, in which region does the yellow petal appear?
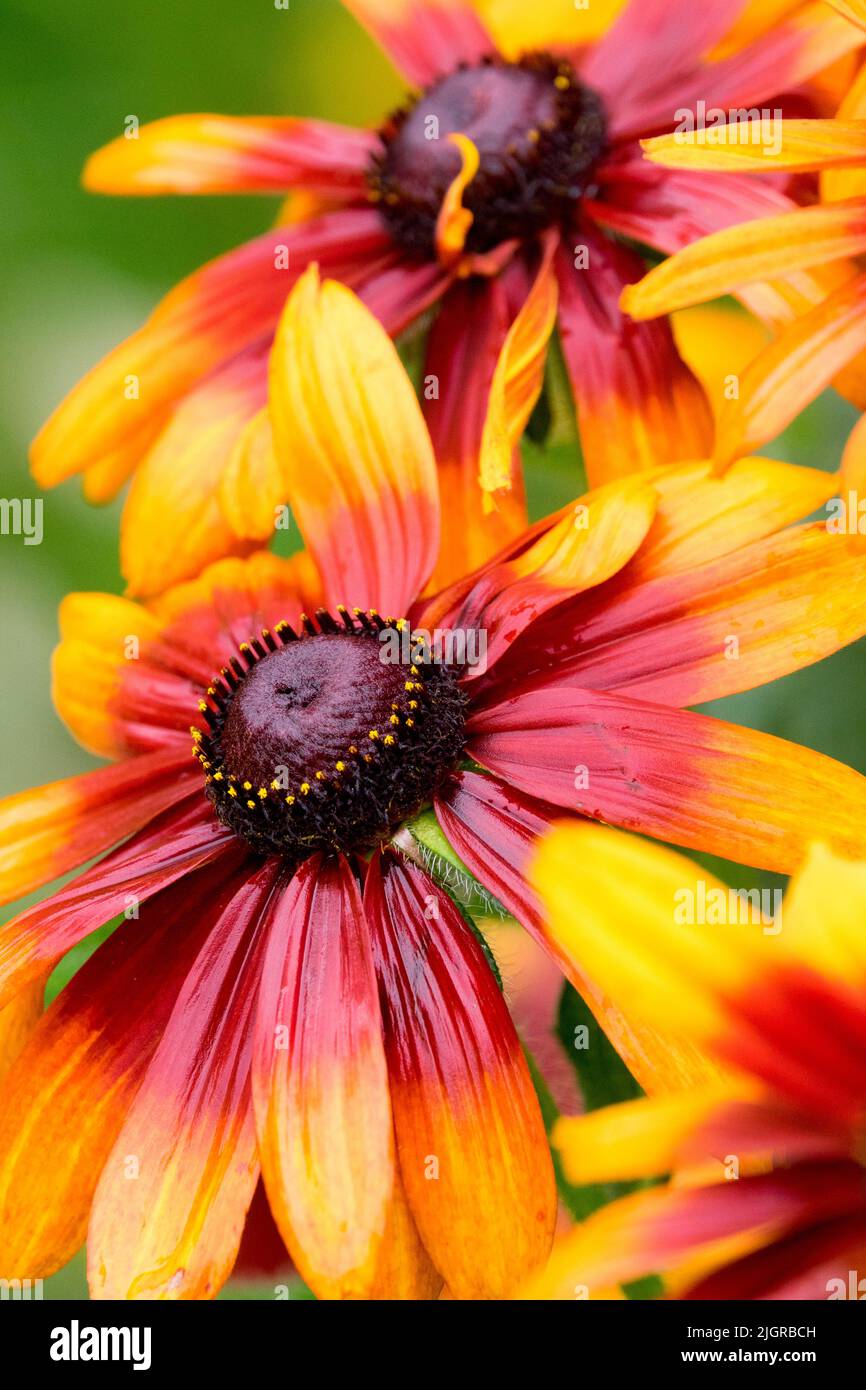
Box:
[623,202,866,321]
[217,407,286,542]
[642,119,866,172]
[529,821,764,1048]
[478,239,558,510]
[554,1088,732,1185]
[268,265,440,614]
[822,60,866,203]
[715,271,866,462]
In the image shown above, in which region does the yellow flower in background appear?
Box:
[524,826,866,1300]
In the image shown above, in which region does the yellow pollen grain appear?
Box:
[258,787,267,799]
[300,782,310,795]
[228,786,238,798]
[384,734,396,746]
[243,781,252,791]
[335,760,346,772]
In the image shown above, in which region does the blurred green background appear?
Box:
[1,0,864,1299]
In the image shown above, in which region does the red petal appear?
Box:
[0,854,249,1280]
[364,850,556,1298]
[468,684,866,871]
[252,855,395,1300]
[555,231,712,483]
[343,0,493,86]
[87,858,281,1299]
[0,798,236,1007]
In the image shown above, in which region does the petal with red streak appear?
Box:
[252,855,395,1300]
[365,850,556,1298]
[84,115,376,197]
[87,859,281,1299]
[468,684,866,871]
[0,853,248,1280]
[555,233,713,484]
[269,266,440,615]
[0,798,234,1008]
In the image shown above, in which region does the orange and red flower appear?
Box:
[524,828,866,1300]
[4,269,866,1298]
[30,0,866,594]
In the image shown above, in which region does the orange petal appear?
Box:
[83,115,375,196]
[642,119,866,173]
[30,207,390,487]
[622,202,866,321]
[269,265,440,614]
[0,976,45,1089]
[458,475,657,673]
[822,59,866,203]
[0,859,243,1281]
[422,277,526,591]
[120,343,269,597]
[252,857,395,1300]
[434,134,480,267]
[52,592,164,758]
[825,0,866,29]
[673,304,771,418]
[477,234,558,509]
[715,271,866,462]
[629,456,836,580]
[558,520,866,708]
[0,749,197,909]
[217,407,285,542]
[365,852,556,1299]
[87,861,280,1299]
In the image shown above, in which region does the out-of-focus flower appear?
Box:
[30,0,865,594]
[523,827,866,1300]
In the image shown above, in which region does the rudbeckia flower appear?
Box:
[4,269,866,1301]
[524,828,866,1300]
[30,0,866,595]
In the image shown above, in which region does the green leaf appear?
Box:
[557,980,644,1112]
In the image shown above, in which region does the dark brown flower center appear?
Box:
[192,609,467,861]
[369,53,607,257]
